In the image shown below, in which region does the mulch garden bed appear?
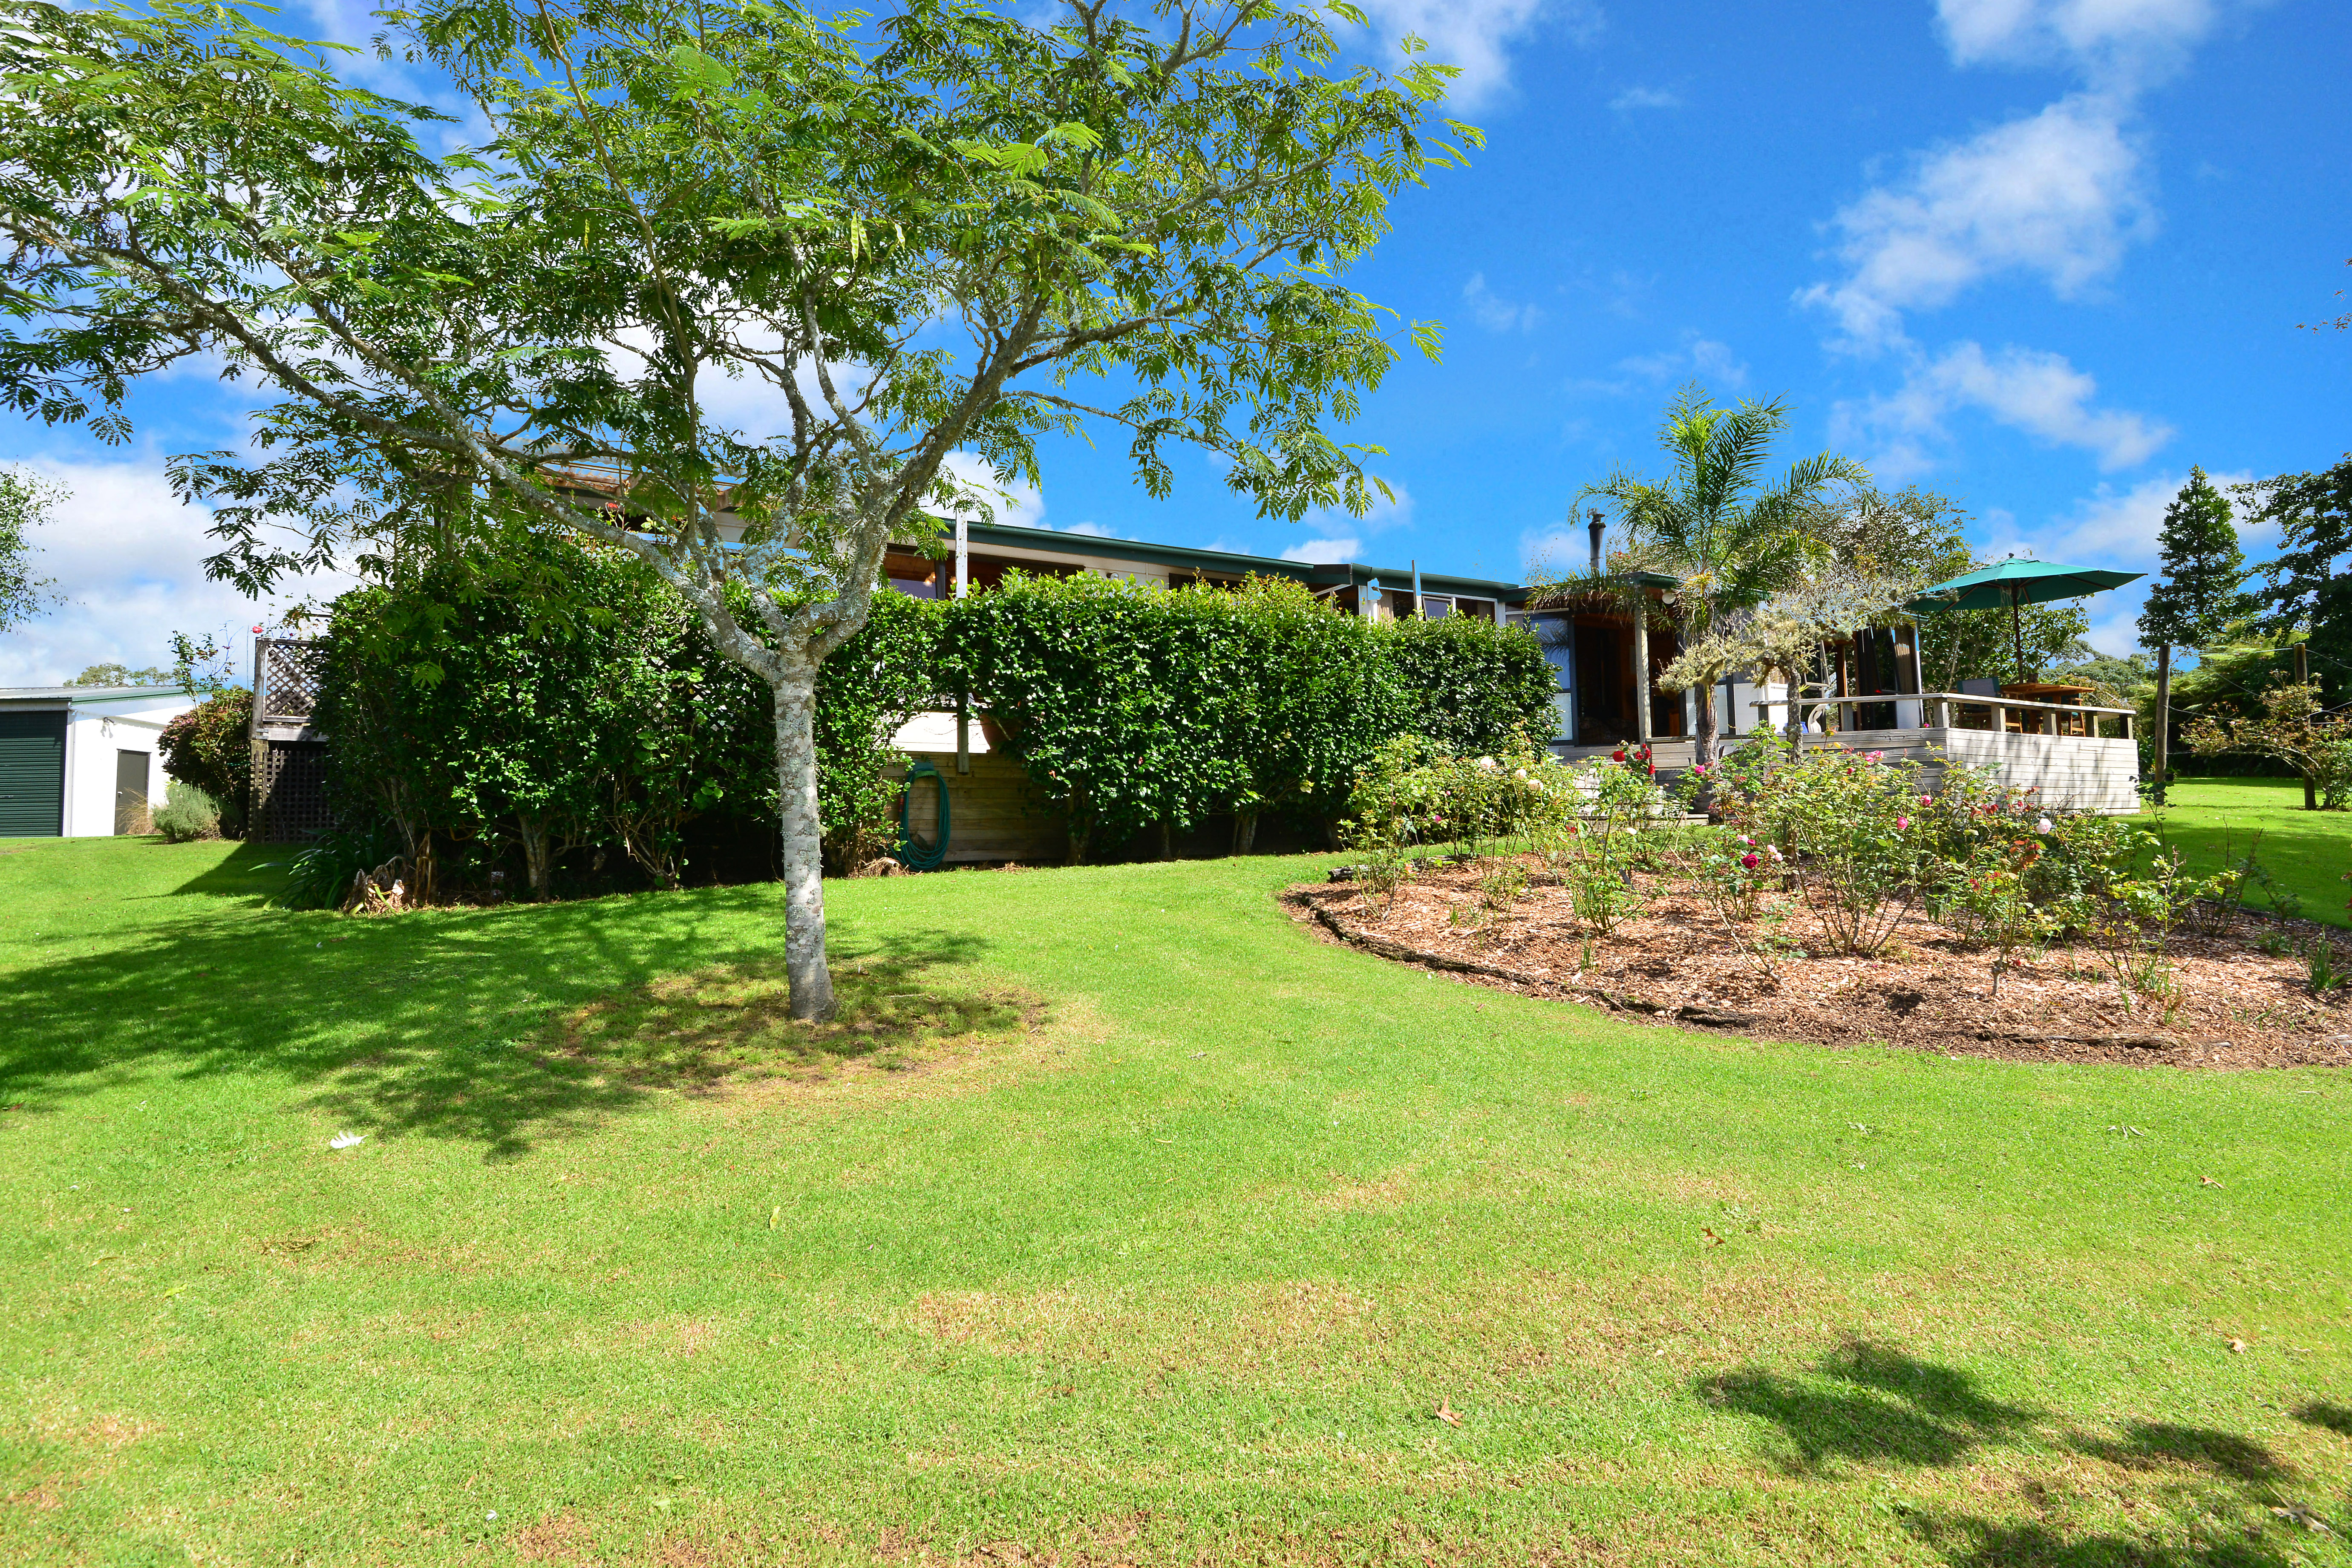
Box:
[1290,860,2352,1070]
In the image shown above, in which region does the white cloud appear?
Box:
[1275,482,1414,563]
[1463,273,1545,333]
[0,457,353,688]
[1354,0,1602,108]
[1059,520,1118,539]
[1614,331,1747,389]
[1280,536,1362,565]
[1608,85,1681,112]
[1836,340,2170,474]
[936,452,1046,530]
[1800,94,2153,350]
[1936,0,2228,84]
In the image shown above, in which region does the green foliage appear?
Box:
[150,781,221,843]
[1380,613,1556,757]
[952,574,1548,862]
[2182,677,2349,808]
[808,591,945,871]
[2137,467,2248,651]
[1578,386,1869,756]
[1917,597,2090,691]
[2236,458,2352,704]
[156,689,253,837]
[0,464,61,632]
[313,539,775,895]
[65,661,172,686]
[270,822,406,911]
[1716,741,1923,956]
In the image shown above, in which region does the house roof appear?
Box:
[947,520,1529,601]
[0,684,191,704]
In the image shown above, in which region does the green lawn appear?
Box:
[2133,778,2352,928]
[3,835,2349,1566]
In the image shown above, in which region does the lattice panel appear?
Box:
[258,741,333,842]
[258,639,324,724]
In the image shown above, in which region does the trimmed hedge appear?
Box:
[309,539,1552,888]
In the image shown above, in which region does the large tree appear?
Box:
[2235,458,2352,706]
[0,0,1467,1017]
[2137,466,2248,652]
[1582,386,1866,776]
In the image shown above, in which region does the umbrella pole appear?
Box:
[2010,586,2025,684]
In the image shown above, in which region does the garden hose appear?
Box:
[896,758,951,871]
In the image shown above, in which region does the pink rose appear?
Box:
[1740,852,1759,869]
[1896,815,1910,831]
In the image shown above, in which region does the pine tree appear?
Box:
[2138,467,2248,651]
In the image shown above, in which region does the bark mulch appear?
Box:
[1288,860,2352,1070]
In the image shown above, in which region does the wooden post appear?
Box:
[2152,644,2170,806]
[2296,641,2316,810]
[1631,595,1652,744]
[955,687,971,776]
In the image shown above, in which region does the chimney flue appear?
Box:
[1587,510,1605,576]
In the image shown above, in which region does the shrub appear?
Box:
[157,689,251,836]
[1714,743,1923,956]
[1379,613,1555,757]
[150,781,221,842]
[270,821,407,911]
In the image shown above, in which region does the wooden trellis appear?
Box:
[248,638,331,842]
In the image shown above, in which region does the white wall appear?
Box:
[62,695,196,837]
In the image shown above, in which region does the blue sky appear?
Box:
[4,0,2347,681]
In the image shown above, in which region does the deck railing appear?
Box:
[1752,691,2136,740]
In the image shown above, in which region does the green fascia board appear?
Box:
[949,521,1527,601]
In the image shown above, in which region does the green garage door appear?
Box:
[0,709,67,836]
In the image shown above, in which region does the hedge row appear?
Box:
[309,538,1552,891]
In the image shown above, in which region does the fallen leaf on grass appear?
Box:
[1701,1226,1724,1247]
[2228,1338,2248,1353]
[769,1206,781,1230]
[1435,1400,1461,1427]
[2202,1175,2222,1187]
[2272,1505,2333,1533]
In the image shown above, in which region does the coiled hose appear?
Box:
[896,758,951,871]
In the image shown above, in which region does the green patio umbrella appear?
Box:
[1902,557,2144,683]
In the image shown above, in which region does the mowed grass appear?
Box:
[2,834,2349,1567]
[2132,777,2352,928]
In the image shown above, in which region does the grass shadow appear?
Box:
[1698,1337,2327,1563]
[0,882,1004,1159]
[2293,1401,2352,1437]
[1695,1338,2039,1474]
[1905,1514,2309,1567]
[2072,1422,2293,1484]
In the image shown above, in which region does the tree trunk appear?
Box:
[770,665,836,1022]
[1691,681,1720,815]
[1158,816,1174,861]
[2296,642,2316,810]
[2152,644,2170,807]
[516,810,554,899]
[1233,810,1259,856]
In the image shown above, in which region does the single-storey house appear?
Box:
[0,685,196,837]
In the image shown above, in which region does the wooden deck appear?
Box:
[1553,728,2140,814]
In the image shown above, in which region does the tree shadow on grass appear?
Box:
[1696,1338,2040,1474]
[0,879,1001,1159]
[1904,1515,2312,1567]
[1696,1339,2329,1565]
[2295,1401,2352,1438]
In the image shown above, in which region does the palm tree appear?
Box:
[1582,385,1868,780]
